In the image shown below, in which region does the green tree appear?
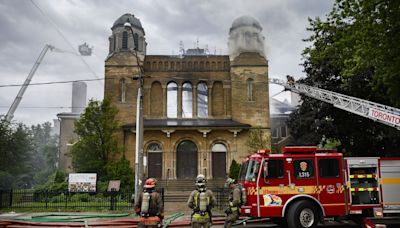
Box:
[246,128,271,153]
[71,98,134,188]
[0,119,33,188]
[288,0,400,156]
[29,122,58,185]
[228,159,241,180]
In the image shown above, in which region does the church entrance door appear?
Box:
[177,140,198,179]
[212,143,227,179]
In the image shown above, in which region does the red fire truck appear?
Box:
[238,146,400,228]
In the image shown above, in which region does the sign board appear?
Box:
[68,173,97,192]
[368,108,400,127]
[107,180,121,192]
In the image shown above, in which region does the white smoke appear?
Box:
[228,16,265,60]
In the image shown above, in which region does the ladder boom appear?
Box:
[269,78,400,130]
[5,44,54,122]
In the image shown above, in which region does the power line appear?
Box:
[29,0,102,81]
[0,78,104,88]
[0,74,276,88]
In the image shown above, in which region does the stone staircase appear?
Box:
[159,179,225,192]
[158,179,227,214]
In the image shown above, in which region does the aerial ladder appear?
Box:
[4,44,82,122]
[269,77,400,130]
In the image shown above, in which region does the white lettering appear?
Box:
[368,108,400,127]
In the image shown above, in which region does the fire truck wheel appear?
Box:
[287,200,318,228]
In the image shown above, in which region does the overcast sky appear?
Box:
[0,0,333,126]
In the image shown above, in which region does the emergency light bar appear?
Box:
[257,149,270,154]
[282,146,317,154]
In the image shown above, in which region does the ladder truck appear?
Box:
[237,78,400,228]
[239,147,400,228]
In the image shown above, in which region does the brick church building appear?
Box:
[104,13,270,180]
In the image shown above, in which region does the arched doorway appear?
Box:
[177,140,198,179]
[147,143,162,178]
[212,143,227,179]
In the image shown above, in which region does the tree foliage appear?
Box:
[29,122,59,185]
[246,128,271,153]
[71,98,134,189]
[0,119,59,189]
[229,159,241,180]
[288,0,400,156]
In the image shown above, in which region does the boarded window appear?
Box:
[150,81,163,117]
[212,81,224,117]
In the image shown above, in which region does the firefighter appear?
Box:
[187,174,216,228]
[286,75,295,86]
[224,178,241,228]
[134,178,164,228]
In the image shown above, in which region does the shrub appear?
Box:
[229,159,241,179]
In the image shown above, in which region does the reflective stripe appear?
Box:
[350,187,379,192]
[349,174,375,178]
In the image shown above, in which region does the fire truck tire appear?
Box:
[286,200,318,228]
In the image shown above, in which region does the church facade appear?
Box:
[104,13,270,179]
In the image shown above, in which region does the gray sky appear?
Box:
[0,0,333,126]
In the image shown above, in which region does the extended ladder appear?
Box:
[269,78,400,130]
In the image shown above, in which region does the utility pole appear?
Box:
[124,22,144,203]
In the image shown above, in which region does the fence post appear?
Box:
[9,189,13,208]
[45,190,48,209]
[110,188,116,210]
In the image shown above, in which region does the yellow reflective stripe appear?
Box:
[350,188,355,191]
[349,175,354,178]
[358,188,364,191]
[367,174,373,178]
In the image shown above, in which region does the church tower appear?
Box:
[105,13,146,124]
[228,16,271,148]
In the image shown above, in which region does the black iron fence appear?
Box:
[0,188,229,211]
[0,189,143,211]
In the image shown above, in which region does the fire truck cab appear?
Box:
[238,146,400,228]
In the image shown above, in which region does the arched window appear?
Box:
[133,33,139,50]
[212,143,227,152]
[182,82,193,118]
[197,82,208,118]
[120,78,126,103]
[247,78,254,101]
[122,31,128,49]
[148,143,162,153]
[167,82,178,118]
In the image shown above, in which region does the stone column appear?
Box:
[208,85,213,118]
[193,85,198,118]
[162,85,167,118]
[177,85,182,118]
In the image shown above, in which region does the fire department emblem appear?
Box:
[327,185,335,194]
[300,161,308,171]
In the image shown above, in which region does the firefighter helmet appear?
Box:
[195,174,207,190]
[144,178,157,189]
[225,177,235,187]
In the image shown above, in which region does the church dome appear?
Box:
[230,15,262,32]
[112,13,144,32]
